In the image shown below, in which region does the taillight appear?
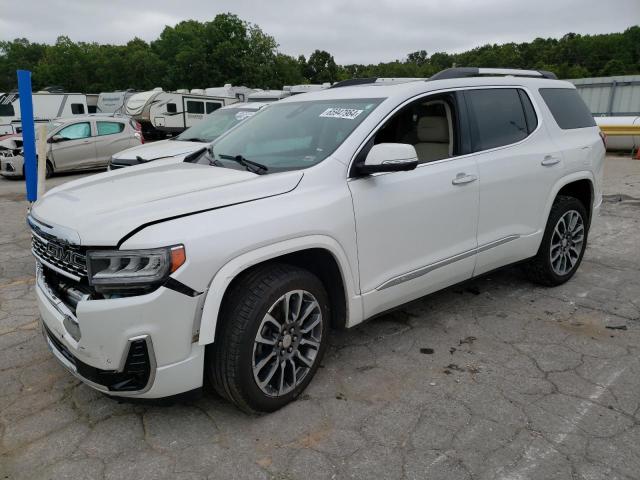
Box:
[134,121,145,144]
[599,130,606,150]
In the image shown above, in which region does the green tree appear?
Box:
[305,50,338,83]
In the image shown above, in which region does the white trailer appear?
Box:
[205,84,257,102]
[246,90,291,103]
[284,83,331,95]
[96,90,137,114]
[125,88,238,138]
[0,92,88,135]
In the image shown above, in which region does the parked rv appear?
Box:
[0,91,88,135]
[0,115,142,178]
[205,84,257,103]
[96,90,137,114]
[109,102,268,169]
[247,90,291,103]
[284,84,331,95]
[125,88,239,139]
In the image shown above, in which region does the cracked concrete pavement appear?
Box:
[0,156,639,480]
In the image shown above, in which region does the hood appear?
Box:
[111,139,207,162]
[31,161,303,246]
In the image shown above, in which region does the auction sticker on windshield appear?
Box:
[319,108,364,120]
[235,111,255,121]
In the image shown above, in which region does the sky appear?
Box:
[1,0,638,64]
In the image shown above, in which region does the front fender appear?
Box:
[196,235,363,345]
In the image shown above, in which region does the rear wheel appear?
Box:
[207,263,329,413]
[524,195,588,286]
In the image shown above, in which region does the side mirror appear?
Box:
[48,135,63,144]
[355,143,419,176]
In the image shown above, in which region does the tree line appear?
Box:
[0,14,638,93]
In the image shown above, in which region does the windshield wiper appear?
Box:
[217,154,269,174]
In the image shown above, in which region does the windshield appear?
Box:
[209,98,383,173]
[175,108,258,142]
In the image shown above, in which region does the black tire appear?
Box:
[21,159,53,178]
[524,195,589,286]
[207,263,330,413]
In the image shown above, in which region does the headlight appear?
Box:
[86,245,185,289]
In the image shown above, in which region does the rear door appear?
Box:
[464,87,563,275]
[50,121,96,171]
[94,120,131,166]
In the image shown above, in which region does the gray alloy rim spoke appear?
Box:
[550,209,584,276]
[252,289,323,397]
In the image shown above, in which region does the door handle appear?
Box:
[541,155,561,166]
[452,173,478,185]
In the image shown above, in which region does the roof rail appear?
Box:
[429,67,558,81]
[331,77,425,89]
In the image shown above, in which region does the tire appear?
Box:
[46,161,53,178]
[524,195,589,286]
[207,263,330,413]
[22,160,53,178]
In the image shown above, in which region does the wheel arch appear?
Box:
[197,235,362,346]
[542,172,595,230]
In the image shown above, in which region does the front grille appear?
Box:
[32,233,87,279]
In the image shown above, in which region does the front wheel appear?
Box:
[207,263,329,413]
[524,195,588,286]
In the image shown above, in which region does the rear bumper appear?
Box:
[35,263,205,398]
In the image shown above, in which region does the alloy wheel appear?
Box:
[550,209,584,276]
[252,290,323,397]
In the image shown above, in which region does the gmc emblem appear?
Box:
[46,243,86,268]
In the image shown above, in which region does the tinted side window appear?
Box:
[187,101,204,114]
[539,88,596,129]
[206,102,222,114]
[466,89,528,151]
[97,121,125,136]
[70,103,85,114]
[166,103,177,113]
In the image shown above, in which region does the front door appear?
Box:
[50,121,95,171]
[348,92,479,318]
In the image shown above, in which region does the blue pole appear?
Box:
[17,70,38,202]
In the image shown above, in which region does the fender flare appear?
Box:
[540,170,595,229]
[196,235,363,345]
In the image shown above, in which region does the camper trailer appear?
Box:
[0,91,88,135]
[284,83,331,95]
[246,89,291,103]
[205,84,257,103]
[96,90,137,114]
[125,88,238,139]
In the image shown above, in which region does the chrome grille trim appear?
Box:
[31,231,87,280]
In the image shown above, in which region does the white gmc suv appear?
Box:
[29,68,605,413]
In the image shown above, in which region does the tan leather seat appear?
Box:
[414,115,450,162]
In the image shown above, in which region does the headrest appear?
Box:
[417,116,449,143]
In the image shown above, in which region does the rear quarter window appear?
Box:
[465,88,530,151]
[539,88,595,129]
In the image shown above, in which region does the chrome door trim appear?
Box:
[375,235,520,291]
